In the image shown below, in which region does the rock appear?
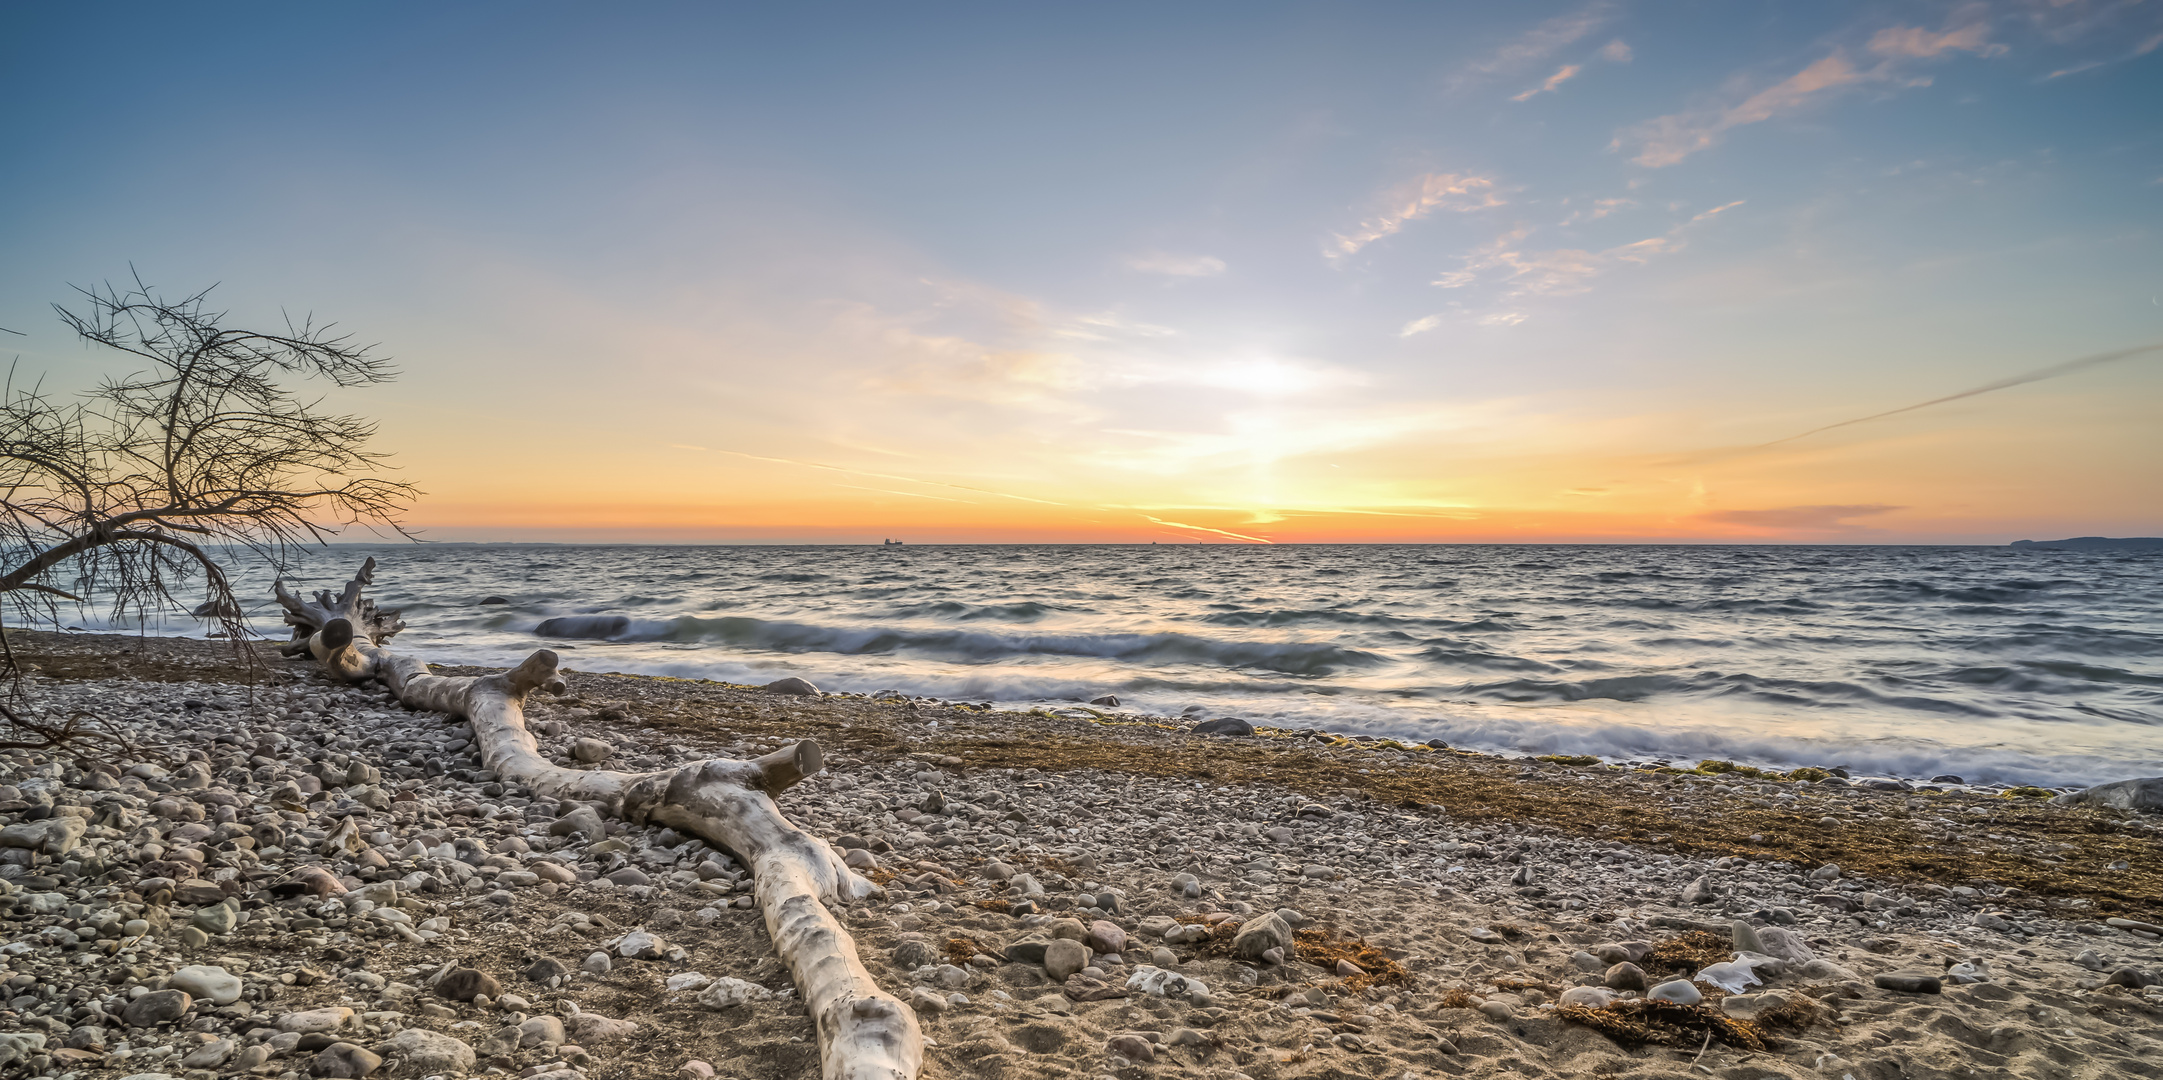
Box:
[549,806,607,843]
[373,1029,475,1075]
[1756,926,1818,965]
[581,951,612,975]
[1044,939,1091,982]
[1106,1035,1155,1062]
[1089,695,1120,706]
[279,1007,356,1033]
[1232,911,1292,962]
[192,900,239,934]
[1591,941,1652,965]
[569,739,612,764]
[167,964,243,1005]
[565,1014,637,1043]
[909,986,947,1014]
[232,1044,272,1071]
[181,1039,235,1069]
[434,967,501,1002]
[1192,718,1255,737]
[981,860,1015,881]
[2053,777,2163,813]
[1874,972,1943,994]
[480,596,510,605]
[1946,961,1991,984]
[1648,980,1701,1005]
[1084,920,1127,955]
[617,931,668,959]
[844,848,879,870]
[0,816,86,855]
[1125,965,1209,1000]
[1972,911,2013,932]
[1681,875,1716,904]
[1559,986,1616,1008]
[124,989,193,1026]
[311,1042,383,1078]
[1604,962,1648,991]
[1721,991,1789,1020]
[1809,863,1842,882]
[1048,917,1087,941]
[892,939,935,968]
[698,977,776,1009]
[677,1061,715,1080]
[518,1016,567,1049]
[1151,946,1177,967]
[1731,921,1766,955]
[764,677,820,697]
[1169,873,1201,898]
[1478,1000,1515,1021]
[1003,941,1050,965]
[1931,774,1965,784]
[524,957,570,985]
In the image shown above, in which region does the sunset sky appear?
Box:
[3,2,2159,544]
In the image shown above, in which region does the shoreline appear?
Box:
[0,629,2159,1080]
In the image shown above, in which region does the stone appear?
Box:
[1755,926,1818,965]
[617,931,668,959]
[1721,991,1789,1020]
[1681,875,1716,904]
[1731,921,1766,955]
[548,806,606,843]
[310,1042,383,1078]
[892,939,935,968]
[1809,863,1842,882]
[1604,962,1648,992]
[1048,917,1087,941]
[1558,986,1616,1008]
[1089,695,1120,706]
[279,1007,356,1033]
[124,989,193,1027]
[372,1029,475,1075]
[524,957,570,985]
[1151,947,1177,968]
[570,738,612,764]
[698,977,776,1009]
[181,1038,235,1069]
[1648,980,1701,1005]
[1232,911,1292,962]
[581,951,613,974]
[844,848,879,870]
[1106,1035,1155,1062]
[1478,1000,1515,1021]
[2053,777,2163,813]
[0,816,86,855]
[565,1013,637,1043]
[909,986,947,1014]
[1192,718,1255,737]
[1084,920,1127,955]
[764,677,820,697]
[677,1061,715,1080]
[168,964,243,1005]
[191,901,239,934]
[1874,972,1943,994]
[518,1016,567,1048]
[1044,939,1091,982]
[1169,873,1201,898]
[434,967,501,1002]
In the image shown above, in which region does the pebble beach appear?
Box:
[2,629,2160,1080]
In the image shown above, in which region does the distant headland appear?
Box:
[2010,536,2163,550]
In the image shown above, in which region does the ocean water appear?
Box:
[127,544,2163,788]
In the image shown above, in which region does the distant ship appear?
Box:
[882,538,904,546]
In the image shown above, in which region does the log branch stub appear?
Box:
[280,561,922,1080]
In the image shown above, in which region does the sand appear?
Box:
[0,628,2159,1080]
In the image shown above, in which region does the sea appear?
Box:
[94,543,2163,789]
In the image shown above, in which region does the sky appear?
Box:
[2,1,2159,544]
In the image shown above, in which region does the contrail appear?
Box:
[1755,343,2163,449]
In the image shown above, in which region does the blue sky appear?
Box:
[2,1,2158,542]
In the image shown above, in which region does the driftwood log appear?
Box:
[274,559,923,1080]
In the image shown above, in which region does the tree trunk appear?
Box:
[276,559,923,1080]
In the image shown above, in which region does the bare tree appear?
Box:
[0,275,416,742]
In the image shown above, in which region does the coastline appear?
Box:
[1,629,2159,1080]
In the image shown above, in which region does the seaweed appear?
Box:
[1643,931,1733,975]
[1556,999,1768,1052]
[1293,927,1412,992]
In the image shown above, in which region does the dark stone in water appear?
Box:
[535,615,630,639]
[1873,972,1942,994]
[1193,718,1255,737]
[479,596,509,605]
[1931,775,1965,784]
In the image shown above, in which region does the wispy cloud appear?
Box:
[1400,314,1444,338]
[1618,20,2006,167]
[1452,2,1615,89]
[1561,197,1637,225]
[1126,251,1227,277]
[1139,514,1274,543]
[1511,64,1583,101]
[1327,172,1503,261]
[1435,201,1744,302]
[1701,504,1902,530]
[1600,39,1633,63]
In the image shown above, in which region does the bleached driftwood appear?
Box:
[275,559,922,1080]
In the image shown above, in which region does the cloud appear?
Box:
[1400,314,1444,338]
[1126,251,1226,277]
[1434,201,1743,300]
[1618,21,2004,167]
[1561,197,1637,224]
[1327,172,1503,261]
[1600,39,1633,62]
[1452,2,1615,88]
[1511,64,1583,101]
[1701,504,1903,529]
[1869,23,2007,58]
